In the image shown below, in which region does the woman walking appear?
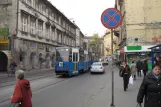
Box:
[137,64,161,107]
[130,61,137,80]
[120,61,131,91]
[10,70,32,107]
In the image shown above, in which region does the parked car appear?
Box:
[90,62,105,74]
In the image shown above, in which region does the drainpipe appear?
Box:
[12,0,19,60]
[16,0,19,37]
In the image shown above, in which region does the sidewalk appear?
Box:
[87,67,143,107]
[0,68,55,87]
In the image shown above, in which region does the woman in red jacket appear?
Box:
[11,70,32,107]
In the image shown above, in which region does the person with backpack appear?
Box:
[119,61,131,91]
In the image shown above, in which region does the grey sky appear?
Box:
[50,0,115,37]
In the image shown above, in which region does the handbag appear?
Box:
[129,75,134,85]
[136,103,142,107]
[119,71,123,77]
[119,66,124,77]
[9,82,23,107]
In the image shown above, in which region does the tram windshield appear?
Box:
[56,48,69,62]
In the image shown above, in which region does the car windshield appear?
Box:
[92,63,102,66]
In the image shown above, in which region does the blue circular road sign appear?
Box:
[101,8,122,29]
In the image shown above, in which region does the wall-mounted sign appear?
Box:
[0,28,9,37]
[127,46,142,50]
[0,39,9,44]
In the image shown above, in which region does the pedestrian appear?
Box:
[142,60,148,77]
[10,70,32,107]
[130,61,137,80]
[119,61,131,91]
[137,64,161,107]
[9,60,17,73]
[136,59,142,77]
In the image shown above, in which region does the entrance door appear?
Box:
[0,51,8,72]
[72,52,78,72]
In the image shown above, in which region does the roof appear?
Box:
[43,0,77,28]
[148,44,161,49]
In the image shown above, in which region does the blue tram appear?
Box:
[55,47,93,76]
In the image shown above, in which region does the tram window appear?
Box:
[76,53,78,62]
[69,55,72,62]
[73,53,76,62]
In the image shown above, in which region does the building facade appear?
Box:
[0,0,77,72]
[75,27,85,49]
[103,30,118,56]
[115,0,161,62]
[116,0,161,47]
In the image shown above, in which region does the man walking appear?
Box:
[136,59,142,77]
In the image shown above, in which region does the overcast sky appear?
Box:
[50,0,115,37]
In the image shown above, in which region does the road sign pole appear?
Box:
[110,29,115,107]
[101,8,122,107]
[111,29,113,55]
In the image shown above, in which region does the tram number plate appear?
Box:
[59,62,63,67]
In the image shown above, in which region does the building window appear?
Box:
[42,4,46,14]
[66,36,68,45]
[59,33,62,43]
[31,0,35,8]
[38,2,42,12]
[48,9,52,17]
[30,17,36,35]
[21,13,28,32]
[55,14,59,23]
[56,30,59,42]
[63,35,66,44]
[26,0,31,5]
[68,37,70,46]
[38,20,43,37]
[46,25,50,39]
[52,28,55,41]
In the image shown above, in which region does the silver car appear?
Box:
[90,62,105,74]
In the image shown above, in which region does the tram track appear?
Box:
[0,76,68,104]
[0,73,56,88]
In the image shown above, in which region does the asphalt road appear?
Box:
[0,64,143,107]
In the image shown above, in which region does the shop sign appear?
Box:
[127,46,142,50]
[30,43,37,52]
[0,39,9,44]
[0,28,9,37]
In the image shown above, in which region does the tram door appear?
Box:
[72,52,78,72]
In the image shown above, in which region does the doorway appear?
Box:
[0,51,8,72]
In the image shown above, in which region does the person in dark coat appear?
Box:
[142,60,148,77]
[11,70,32,107]
[137,64,161,107]
[119,61,131,91]
[136,59,142,77]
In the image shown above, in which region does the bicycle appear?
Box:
[7,66,16,77]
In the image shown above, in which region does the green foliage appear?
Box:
[89,33,102,48]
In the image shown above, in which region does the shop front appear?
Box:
[149,44,161,66]
[125,46,153,70]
